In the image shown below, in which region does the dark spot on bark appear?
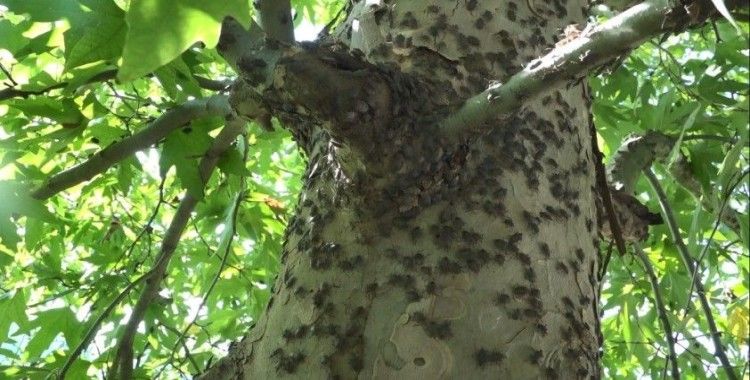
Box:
[494,292,510,306]
[313,283,331,308]
[410,226,422,241]
[535,323,548,335]
[545,367,559,379]
[529,349,543,364]
[426,281,438,294]
[411,312,452,339]
[524,267,536,282]
[402,252,425,269]
[561,296,575,309]
[349,354,364,371]
[515,251,531,266]
[388,273,415,288]
[539,242,551,258]
[474,348,504,367]
[512,285,528,297]
[523,308,542,319]
[575,248,585,262]
[508,308,522,320]
[579,295,591,305]
[271,348,305,374]
[283,325,309,341]
[561,327,573,342]
[438,257,462,274]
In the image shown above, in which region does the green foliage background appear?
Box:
[0,0,747,378]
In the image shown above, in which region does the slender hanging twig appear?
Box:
[644,169,738,380]
[633,244,680,380]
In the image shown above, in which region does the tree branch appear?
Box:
[108,119,246,380]
[438,0,744,141]
[31,95,231,200]
[644,169,739,380]
[633,244,680,380]
[0,69,117,102]
[608,130,742,233]
[608,131,676,193]
[154,134,249,379]
[216,16,395,159]
[0,70,231,102]
[191,75,232,92]
[56,273,150,380]
[217,17,266,74]
[255,0,295,42]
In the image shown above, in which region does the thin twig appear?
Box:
[681,134,737,143]
[634,244,680,380]
[684,169,749,314]
[154,133,249,379]
[589,108,627,255]
[158,322,202,374]
[0,62,18,86]
[0,69,231,102]
[108,119,245,380]
[55,273,150,379]
[598,240,615,282]
[644,169,739,380]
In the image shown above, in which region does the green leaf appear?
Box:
[0,18,30,53]
[0,291,27,341]
[0,0,86,22]
[24,308,80,360]
[217,146,247,177]
[64,11,126,70]
[0,181,57,247]
[118,0,252,82]
[6,98,85,127]
[716,133,747,198]
[666,105,700,167]
[159,125,213,199]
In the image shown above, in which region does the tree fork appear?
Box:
[202,1,745,379]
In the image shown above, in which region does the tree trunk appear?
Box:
[203,0,602,378]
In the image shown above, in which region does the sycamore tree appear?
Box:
[0,0,748,379]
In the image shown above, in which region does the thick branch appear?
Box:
[439,0,742,140]
[108,119,246,380]
[255,0,295,42]
[608,131,742,233]
[217,17,393,157]
[217,18,266,74]
[31,95,231,200]
[608,132,676,193]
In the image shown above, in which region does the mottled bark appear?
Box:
[200,1,603,379]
